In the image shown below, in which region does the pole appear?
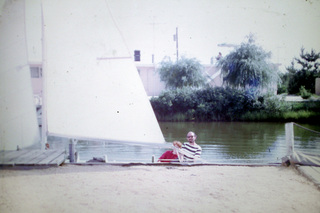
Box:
[69,139,78,163]
[40,2,47,150]
[285,122,294,155]
[176,27,179,62]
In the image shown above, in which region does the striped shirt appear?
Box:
[181,142,202,161]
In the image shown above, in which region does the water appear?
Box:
[74,122,320,165]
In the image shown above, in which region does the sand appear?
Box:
[0,165,320,213]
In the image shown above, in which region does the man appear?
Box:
[180,131,202,162]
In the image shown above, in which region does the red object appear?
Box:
[158,151,178,162]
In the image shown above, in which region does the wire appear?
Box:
[293,122,320,135]
[103,0,131,57]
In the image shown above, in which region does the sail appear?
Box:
[0,0,41,151]
[42,0,165,144]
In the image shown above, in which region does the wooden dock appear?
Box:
[295,165,320,189]
[0,149,66,167]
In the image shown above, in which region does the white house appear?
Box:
[136,63,223,97]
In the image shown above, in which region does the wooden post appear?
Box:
[316,78,320,95]
[69,139,77,163]
[285,122,294,155]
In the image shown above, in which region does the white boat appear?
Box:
[0,0,165,153]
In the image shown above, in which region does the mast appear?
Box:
[40,2,47,150]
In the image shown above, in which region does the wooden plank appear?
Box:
[4,150,41,166]
[0,150,15,164]
[0,150,66,167]
[45,152,66,166]
[13,150,45,164]
[296,166,320,188]
[16,150,63,166]
[37,150,66,165]
[0,150,31,164]
[37,150,61,163]
[15,152,48,166]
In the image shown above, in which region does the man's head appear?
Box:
[187,131,197,144]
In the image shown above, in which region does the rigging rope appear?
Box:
[293,122,320,135]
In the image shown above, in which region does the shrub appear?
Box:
[299,86,311,99]
[150,87,319,122]
[150,87,263,121]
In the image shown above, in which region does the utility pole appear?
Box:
[173,27,179,62]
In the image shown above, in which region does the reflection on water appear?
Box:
[74,122,320,165]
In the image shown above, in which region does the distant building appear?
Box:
[135,64,165,97]
[136,63,223,97]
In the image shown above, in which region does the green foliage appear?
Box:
[150,87,320,122]
[299,86,312,99]
[193,87,258,121]
[157,56,207,89]
[151,87,264,121]
[290,101,320,111]
[217,35,280,92]
[277,72,289,94]
[150,87,197,121]
[260,95,289,113]
[286,48,320,94]
[282,111,320,123]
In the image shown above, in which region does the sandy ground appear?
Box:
[0,165,320,213]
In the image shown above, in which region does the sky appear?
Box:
[107,0,320,72]
[1,0,319,72]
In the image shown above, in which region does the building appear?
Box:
[136,63,223,97]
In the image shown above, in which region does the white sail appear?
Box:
[42,0,165,144]
[0,0,41,151]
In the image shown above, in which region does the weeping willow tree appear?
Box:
[217,36,280,93]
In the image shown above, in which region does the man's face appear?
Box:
[187,133,196,144]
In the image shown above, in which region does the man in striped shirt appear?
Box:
[180,131,202,162]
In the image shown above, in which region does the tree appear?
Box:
[157,56,207,89]
[277,72,290,94]
[287,48,320,94]
[217,35,279,93]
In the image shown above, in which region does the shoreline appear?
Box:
[1,164,320,213]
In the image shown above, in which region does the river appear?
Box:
[75,122,320,165]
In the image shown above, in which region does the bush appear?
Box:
[262,95,291,113]
[150,87,197,121]
[151,87,263,121]
[150,87,320,122]
[299,86,312,99]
